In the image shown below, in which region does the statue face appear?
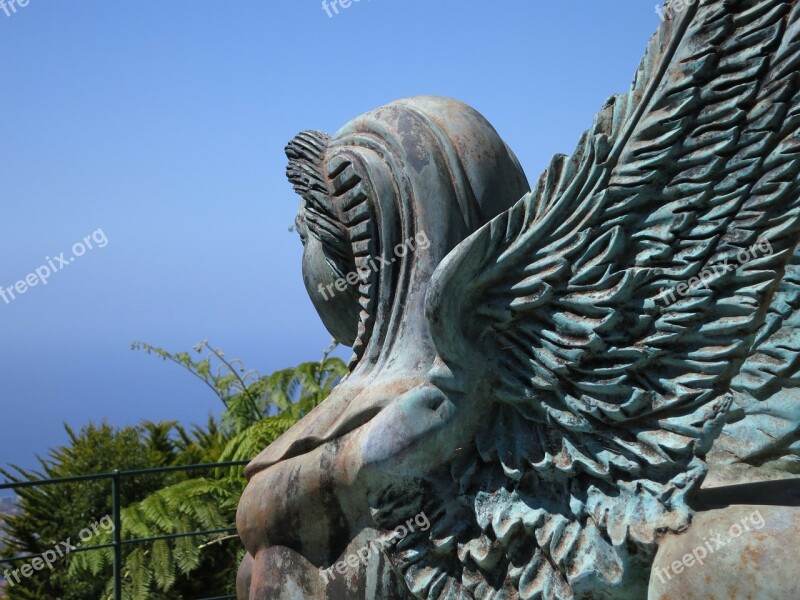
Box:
[296,204,360,347]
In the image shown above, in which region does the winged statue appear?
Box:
[237,1,800,598]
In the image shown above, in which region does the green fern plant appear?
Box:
[68,341,348,599]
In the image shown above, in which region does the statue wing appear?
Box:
[410,2,800,597]
[713,242,800,470]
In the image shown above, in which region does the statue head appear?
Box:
[285,96,531,371]
[237,98,530,589]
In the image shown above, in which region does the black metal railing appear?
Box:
[0,461,249,600]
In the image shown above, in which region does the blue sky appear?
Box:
[0,1,659,471]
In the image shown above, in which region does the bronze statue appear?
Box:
[238,3,800,597]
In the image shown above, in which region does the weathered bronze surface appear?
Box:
[238,3,800,598]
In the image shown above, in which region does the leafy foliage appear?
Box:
[1,341,346,599]
[0,422,189,600]
[64,341,346,599]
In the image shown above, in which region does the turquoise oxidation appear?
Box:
[237,2,800,598]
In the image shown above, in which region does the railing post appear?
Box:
[112,470,122,600]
